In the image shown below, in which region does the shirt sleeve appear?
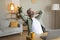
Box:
[35,10,43,19]
[20,13,28,22]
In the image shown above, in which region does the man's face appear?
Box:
[27,9,34,18]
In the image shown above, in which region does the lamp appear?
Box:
[8,0,18,14]
[10,3,15,11]
[8,2,15,13]
[52,4,60,29]
[52,4,60,10]
[10,3,15,13]
[8,0,18,19]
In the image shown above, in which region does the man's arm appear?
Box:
[20,13,28,22]
[35,10,43,19]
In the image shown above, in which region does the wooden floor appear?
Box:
[0,31,28,40]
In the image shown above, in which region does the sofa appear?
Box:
[0,19,23,37]
[46,29,60,40]
[40,25,60,40]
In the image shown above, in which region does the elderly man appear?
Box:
[19,8,43,35]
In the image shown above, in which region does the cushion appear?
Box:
[10,21,18,28]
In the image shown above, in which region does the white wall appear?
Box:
[20,0,54,29]
[0,0,60,29]
[20,0,60,29]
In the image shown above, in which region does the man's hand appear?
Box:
[33,11,39,17]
